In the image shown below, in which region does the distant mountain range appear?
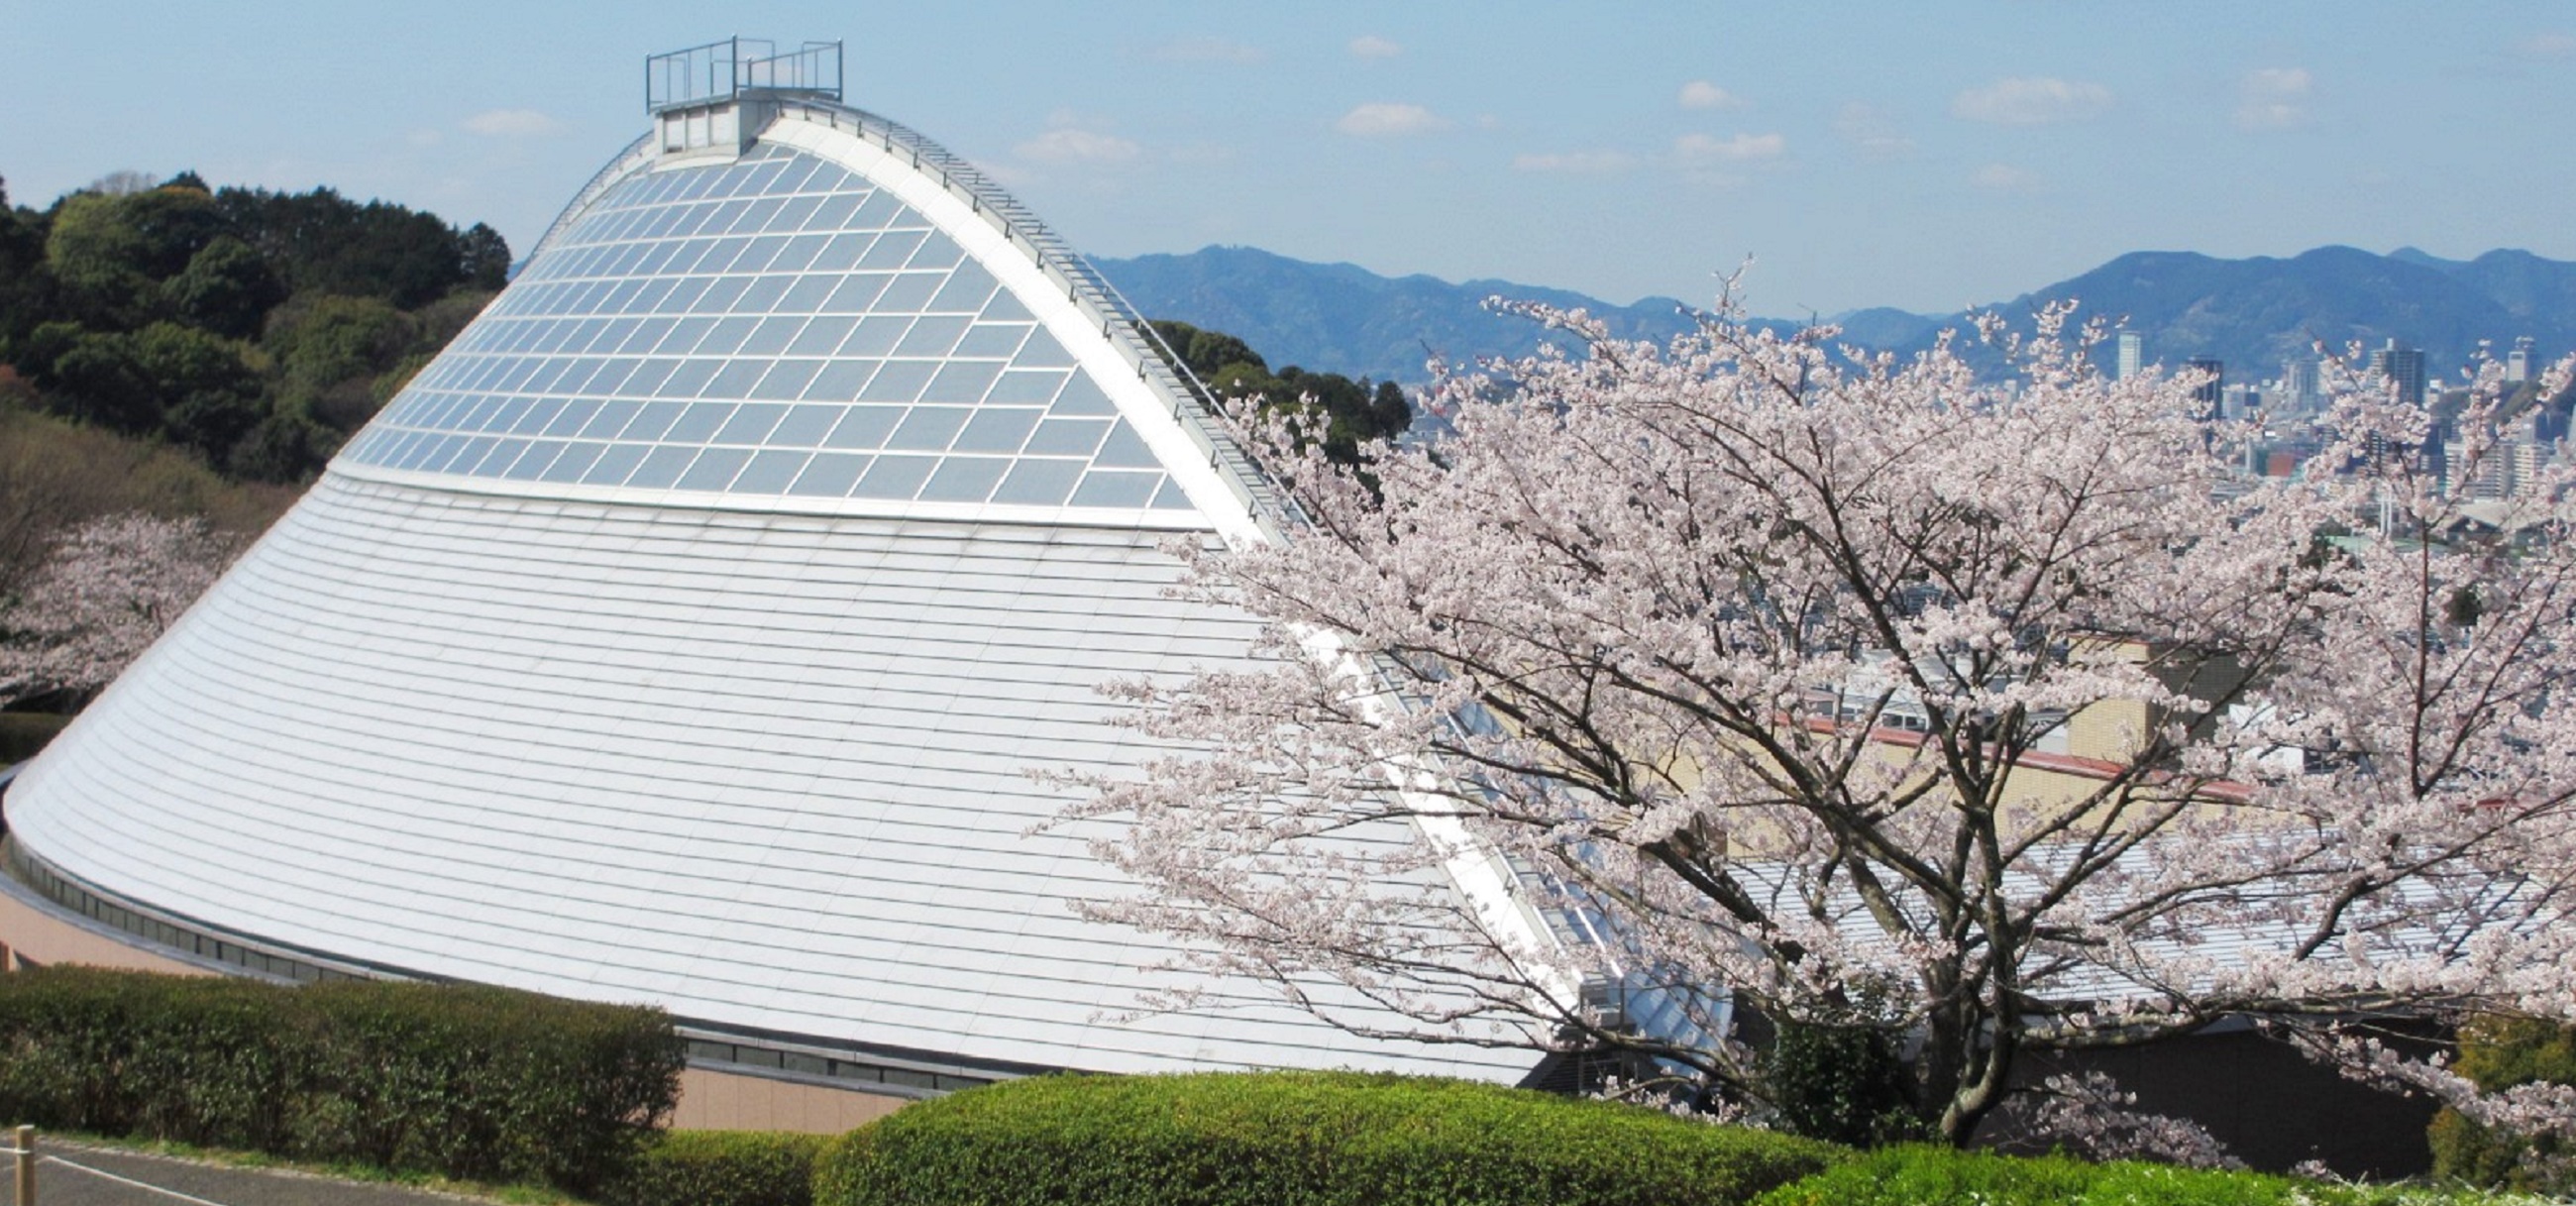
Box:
[1095,244,2576,388]
[1094,246,1703,385]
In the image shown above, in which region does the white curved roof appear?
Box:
[4,103,1544,1084]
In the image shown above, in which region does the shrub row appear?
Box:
[0,966,680,1193]
[599,1130,828,1206]
[1754,1146,2535,1206]
[813,1070,1843,1206]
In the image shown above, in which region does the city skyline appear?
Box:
[4,3,2574,315]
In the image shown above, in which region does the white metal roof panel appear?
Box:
[9,475,1537,1080]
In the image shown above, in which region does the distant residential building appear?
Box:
[2508,337,2534,384]
[2116,331,2144,381]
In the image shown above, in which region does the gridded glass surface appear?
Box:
[343,144,1190,512]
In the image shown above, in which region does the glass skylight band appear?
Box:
[339,142,1188,518]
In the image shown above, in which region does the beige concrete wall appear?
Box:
[0,889,208,975]
[671,1066,911,1134]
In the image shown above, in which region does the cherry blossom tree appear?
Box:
[1058,299,2576,1148]
[0,511,239,709]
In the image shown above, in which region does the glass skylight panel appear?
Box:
[855,454,935,499]
[716,403,788,446]
[677,448,750,492]
[1094,423,1159,469]
[732,450,808,493]
[922,361,1000,404]
[1025,418,1109,457]
[1050,375,1116,416]
[1013,329,1076,369]
[790,317,856,356]
[859,231,925,269]
[918,456,1008,502]
[543,443,605,484]
[953,323,1030,359]
[768,404,842,446]
[897,316,971,359]
[753,362,820,399]
[1071,471,1160,508]
[988,371,1068,406]
[585,443,648,486]
[872,274,941,312]
[888,407,969,452]
[993,459,1083,506]
[343,139,1190,516]
[860,362,935,402]
[790,453,869,495]
[805,361,876,401]
[908,233,967,273]
[823,406,902,450]
[626,446,698,490]
[953,408,1037,454]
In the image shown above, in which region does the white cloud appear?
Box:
[1974,163,2041,191]
[462,109,563,137]
[1016,127,1142,165]
[2235,66,2312,130]
[1337,102,1449,137]
[1676,80,1745,110]
[405,129,444,149]
[1348,35,1401,59]
[2516,32,2576,59]
[1833,102,1914,161]
[1949,77,2113,125]
[1673,132,1786,164]
[1146,36,1263,63]
[1512,150,1637,173]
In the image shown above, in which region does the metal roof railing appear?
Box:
[647,38,843,114]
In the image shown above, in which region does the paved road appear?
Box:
[10,1144,484,1206]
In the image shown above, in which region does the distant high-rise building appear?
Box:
[2188,357,2224,421]
[2372,339,2427,406]
[2116,332,2144,381]
[2508,337,2535,385]
[2281,359,2320,411]
[2368,340,2439,480]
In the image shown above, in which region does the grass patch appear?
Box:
[1754,1145,2549,1206]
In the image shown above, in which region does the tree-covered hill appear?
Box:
[0,170,507,485]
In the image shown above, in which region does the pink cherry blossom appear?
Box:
[0,512,240,709]
[1054,294,2576,1149]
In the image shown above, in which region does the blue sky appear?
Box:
[4,2,2571,315]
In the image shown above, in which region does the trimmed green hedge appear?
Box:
[599,1130,828,1206]
[1753,1146,2531,1206]
[814,1070,1844,1206]
[0,967,680,1193]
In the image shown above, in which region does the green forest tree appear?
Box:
[0,170,507,484]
